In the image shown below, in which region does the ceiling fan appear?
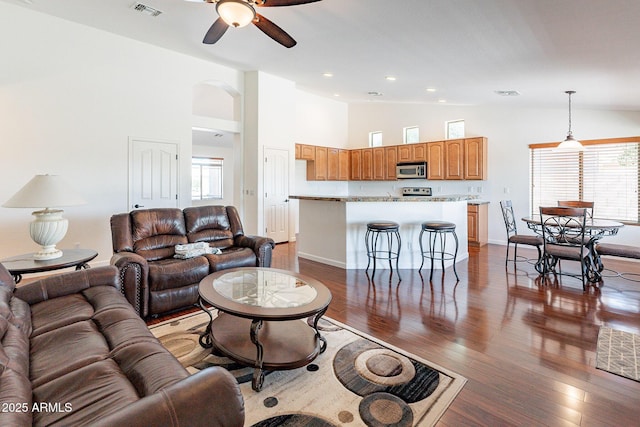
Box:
[188,0,322,48]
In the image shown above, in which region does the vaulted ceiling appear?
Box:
[6,0,640,110]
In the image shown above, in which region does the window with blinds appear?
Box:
[530,137,640,223]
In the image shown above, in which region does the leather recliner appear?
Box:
[110,205,275,318]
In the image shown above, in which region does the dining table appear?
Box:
[521,215,624,282]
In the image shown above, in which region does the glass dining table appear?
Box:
[521,215,624,282]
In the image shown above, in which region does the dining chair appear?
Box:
[558,200,594,219]
[500,200,543,271]
[539,206,591,290]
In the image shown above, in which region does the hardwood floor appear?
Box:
[269,242,640,426]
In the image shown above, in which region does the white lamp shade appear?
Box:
[3,174,86,209]
[555,134,585,152]
[216,0,255,28]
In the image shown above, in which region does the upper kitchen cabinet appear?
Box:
[372,147,386,181]
[350,149,363,181]
[445,139,465,180]
[361,148,374,180]
[295,143,316,161]
[327,147,350,181]
[307,146,328,180]
[426,141,445,180]
[384,146,398,180]
[464,137,488,180]
[338,149,350,180]
[397,143,427,162]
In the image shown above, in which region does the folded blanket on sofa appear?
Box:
[174,243,221,259]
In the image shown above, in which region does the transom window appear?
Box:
[530,137,639,224]
[192,157,223,200]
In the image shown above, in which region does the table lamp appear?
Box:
[3,174,86,260]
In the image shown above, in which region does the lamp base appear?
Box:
[33,246,64,260]
[29,209,68,260]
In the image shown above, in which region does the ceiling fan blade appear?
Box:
[203,17,229,44]
[253,13,297,48]
[255,0,322,7]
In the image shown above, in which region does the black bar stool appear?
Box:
[419,221,459,281]
[365,221,401,280]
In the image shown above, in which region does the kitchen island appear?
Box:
[291,195,479,270]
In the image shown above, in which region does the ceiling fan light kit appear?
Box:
[201,0,322,47]
[216,0,255,28]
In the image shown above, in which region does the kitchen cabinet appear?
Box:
[384,146,398,180]
[426,141,445,180]
[350,149,362,180]
[327,148,339,180]
[306,146,327,180]
[464,137,487,180]
[296,143,315,161]
[468,203,488,247]
[372,147,385,180]
[397,143,426,162]
[445,139,464,180]
[338,149,350,180]
[362,148,374,180]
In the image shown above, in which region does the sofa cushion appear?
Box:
[131,209,188,261]
[206,247,257,271]
[184,205,235,249]
[30,294,94,337]
[147,257,210,292]
[30,320,111,388]
[32,359,140,427]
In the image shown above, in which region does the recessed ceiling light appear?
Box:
[333,93,340,97]
[367,91,383,97]
[322,72,333,78]
[495,90,520,96]
[438,99,447,103]
[385,76,396,81]
[426,88,437,92]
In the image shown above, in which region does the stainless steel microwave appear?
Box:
[396,161,427,179]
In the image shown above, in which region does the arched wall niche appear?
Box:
[192,80,240,122]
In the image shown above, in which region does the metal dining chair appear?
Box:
[499,200,544,271]
[539,206,591,290]
[558,200,594,219]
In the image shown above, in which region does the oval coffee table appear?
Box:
[198,267,332,391]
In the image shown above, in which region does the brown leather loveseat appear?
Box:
[110,205,275,318]
[0,264,244,427]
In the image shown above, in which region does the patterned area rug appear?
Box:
[149,310,466,426]
[596,327,640,381]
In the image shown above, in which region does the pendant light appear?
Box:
[556,90,585,151]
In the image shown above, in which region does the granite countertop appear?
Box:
[467,200,490,205]
[290,194,481,202]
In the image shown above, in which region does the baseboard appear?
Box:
[297,252,347,269]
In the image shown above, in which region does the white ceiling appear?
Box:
[7,0,640,110]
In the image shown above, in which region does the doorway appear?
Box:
[129,138,178,210]
[264,148,289,243]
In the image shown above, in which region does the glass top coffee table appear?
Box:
[198,267,332,391]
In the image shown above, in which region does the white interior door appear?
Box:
[129,138,178,210]
[264,148,289,243]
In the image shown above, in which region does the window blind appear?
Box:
[530,139,639,223]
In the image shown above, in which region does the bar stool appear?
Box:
[365,221,401,280]
[419,221,459,281]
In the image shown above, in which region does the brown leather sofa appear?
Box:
[110,205,275,318]
[0,264,244,427]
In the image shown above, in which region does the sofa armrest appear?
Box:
[235,235,276,267]
[92,367,244,427]
[110,252,149,318]
[14,266,120,305]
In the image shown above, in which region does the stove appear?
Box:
[402,187,432,197]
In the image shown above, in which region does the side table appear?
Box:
[0,248,98,283]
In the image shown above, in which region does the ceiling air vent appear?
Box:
[494,90,520,97]
[131,3,163,17]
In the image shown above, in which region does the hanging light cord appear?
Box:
[566,90,575,136]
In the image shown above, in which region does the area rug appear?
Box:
[149,310,466,426]
[596,326,640,381]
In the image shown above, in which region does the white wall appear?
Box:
[347,102,640,245]
[0,2,243,263]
